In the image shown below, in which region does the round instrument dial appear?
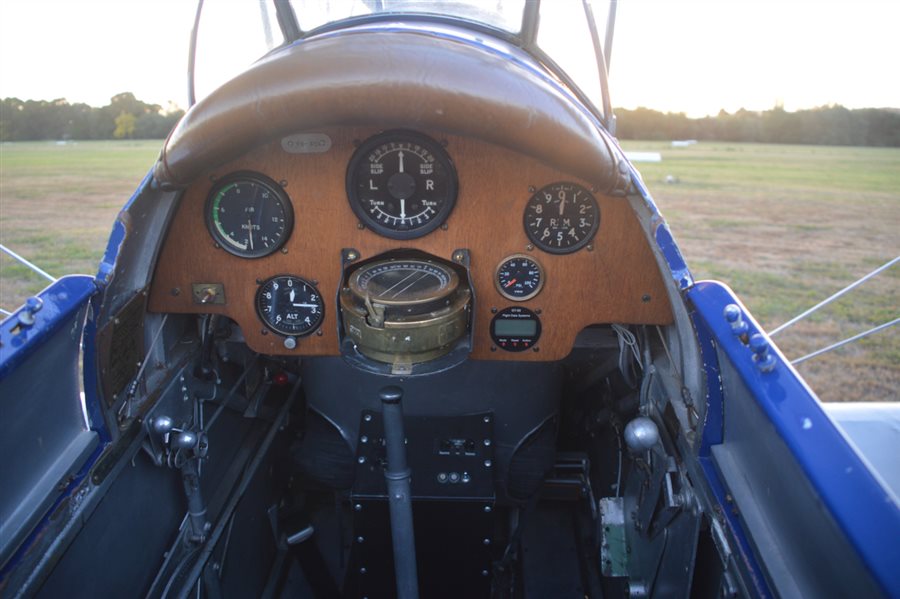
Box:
[206,173,293,258]
[346,130,458,239]
[349,259,458,307]
[256,275,324,336]
[495,254,544,301]
[524,182,600,254]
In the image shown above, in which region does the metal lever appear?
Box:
[379,385,419,599]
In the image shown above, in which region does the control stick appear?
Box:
[379,386,419,599]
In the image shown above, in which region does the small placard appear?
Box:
[281,133,332,154]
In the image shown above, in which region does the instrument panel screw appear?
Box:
[484,505,492,513]
[354,503,362,511]
[359,567,367,574]
[532,346,540,352]
[441,223,449,231]
[358,456,366,464]
[364,413,373,422]
[490,346,497,352]
[281,247,288,254]
[316,329,324,336]
[484,459,492,468]
[357,222,365,230]
[279,180,288,187]
[491,307,498,314]
[482,570,490,577]
[171,288,180,296]
[483,415,491,423]
[346,250,359,261]
[483,538,491,546]
[526,244,534,251]
[483,439,491,447]
[642,294,651,302]
[357,536,365,543]
[534,308,542,315]
[586,244,594,252]
[360,435,368,443]
[261,329,269,336]
[528,186,536,193]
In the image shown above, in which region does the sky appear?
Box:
[1,0,898,118]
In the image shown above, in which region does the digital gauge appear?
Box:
[495,254,544,301]
[346,130,458,239]
[206,173,294,258]
[256,275,324,337]
[524,182,599,254]
[490,306,542,352]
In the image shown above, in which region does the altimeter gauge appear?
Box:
[206,172,294,258]
[524,182,600,254]
[346,130,458,239]
[256,275,324,337]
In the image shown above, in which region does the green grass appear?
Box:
[620,141,899,402]
[1,140,161,306]
[1,140,897,401]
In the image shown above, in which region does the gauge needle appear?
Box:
[247,219,254,250]
[504,278,517,288]
[292,303,319,308]
[398,151,405,173]
[289,288,295,303]
[400,199,407,219]
[559,195,566,216]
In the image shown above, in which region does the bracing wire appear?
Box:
[791,317,899,365]
[770,255,899,337]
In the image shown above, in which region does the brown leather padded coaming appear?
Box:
[153,25,625,193]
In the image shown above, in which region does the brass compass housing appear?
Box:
[340,257,471,364]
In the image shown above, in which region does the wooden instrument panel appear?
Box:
[148,128,672,361]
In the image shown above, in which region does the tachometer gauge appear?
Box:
[346,130,458,239]
[206,173,293,258]
[256,275,324,337]
[495,254,544,301]
[524,182,599,254]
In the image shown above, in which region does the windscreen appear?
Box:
[192,0,610,121]
[289,0,527,34]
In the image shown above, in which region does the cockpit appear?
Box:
[3,3,894,598]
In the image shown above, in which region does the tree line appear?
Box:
[0,93,185,141]
[615,105,900,147]
[2,94,898,147]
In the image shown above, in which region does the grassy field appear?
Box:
[0,140,160,305]
[1,140,897,402]
[620,141,899,402]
